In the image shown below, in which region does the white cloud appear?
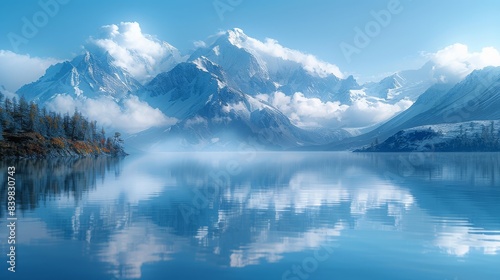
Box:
[427,43,500,83]
[228,29,344,79]
[435,222,500,257]
[90,22,183,83]
[263,91,412,128]
[193,40,207,48]
[0,50,59,92]
[46,94,177,134]
[99,224,180,279]
[229,224,344,268]
[342,97,413,128]
[0,86,18,100]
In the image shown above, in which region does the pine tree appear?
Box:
[481,124,488,143]
[109,132,125,155]
[0,97,20,133]
[90,121,98,142]
[99,127,106,146]
[63,113,71,138]
[53,113,64,137]
[17,96,30,131]
[70,110,83,140]
[11,97,18,114]
[28,102,40,133]
[0,92,4,111]
[106,137,112,151]
[113,132,123,147]
[37,107,49,137]
[4,97,13,114]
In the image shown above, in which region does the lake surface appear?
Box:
[1,152,500,280]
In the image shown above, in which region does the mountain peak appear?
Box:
[191,56,223,76]
[228,27,245,36]
[17,49,143,103]
[220,28,248,48]
[186,28,351,99]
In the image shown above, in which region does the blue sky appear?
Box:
[1,0,500,84]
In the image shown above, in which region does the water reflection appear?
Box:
[1,152,500,279]
[434,219,500,257]
[0,157,123,216]
[99,222,182,279]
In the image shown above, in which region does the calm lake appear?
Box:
[1,152,500,280]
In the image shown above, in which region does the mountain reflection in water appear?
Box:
[1,152,499,280]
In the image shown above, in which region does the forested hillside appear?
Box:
[0,93,126,158]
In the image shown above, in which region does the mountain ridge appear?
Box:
[17,50,143,104]
[13,26,490,151]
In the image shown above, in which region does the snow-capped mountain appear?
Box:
[98,40,185,84]
[14,24,497,152]
[87,21,186,84]
[318,66,500,150]
[17,50,143,104]
[189,28,360,103]
[141,57,227,120]
[363,62,436,102]
[134,57,351,150]
[127,41,185,82]
[373,83,454,134]
[386,66,500,128]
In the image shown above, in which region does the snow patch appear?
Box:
[213,46,220,56]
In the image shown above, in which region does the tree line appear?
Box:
[358,122,500,152]
[0,92,124,154]
[442,122,500,151]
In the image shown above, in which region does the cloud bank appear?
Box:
[259,91,412,128]
[90,22,183,83]
[228,28,344,79]
[427,43,500,83]
[46,95,177,134]
[0,50,59,92]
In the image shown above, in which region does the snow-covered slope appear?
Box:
[17,50,143,104]
[189,28,359,103]
[370,83,455,135]
[312,66,500,150]
[19,26,500,152]
[141,57,225,120]
[357,120,500,152]
[363,62,436,102]
[421,66,500,122]
[381,66,500,130]
[134,57,351,150]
